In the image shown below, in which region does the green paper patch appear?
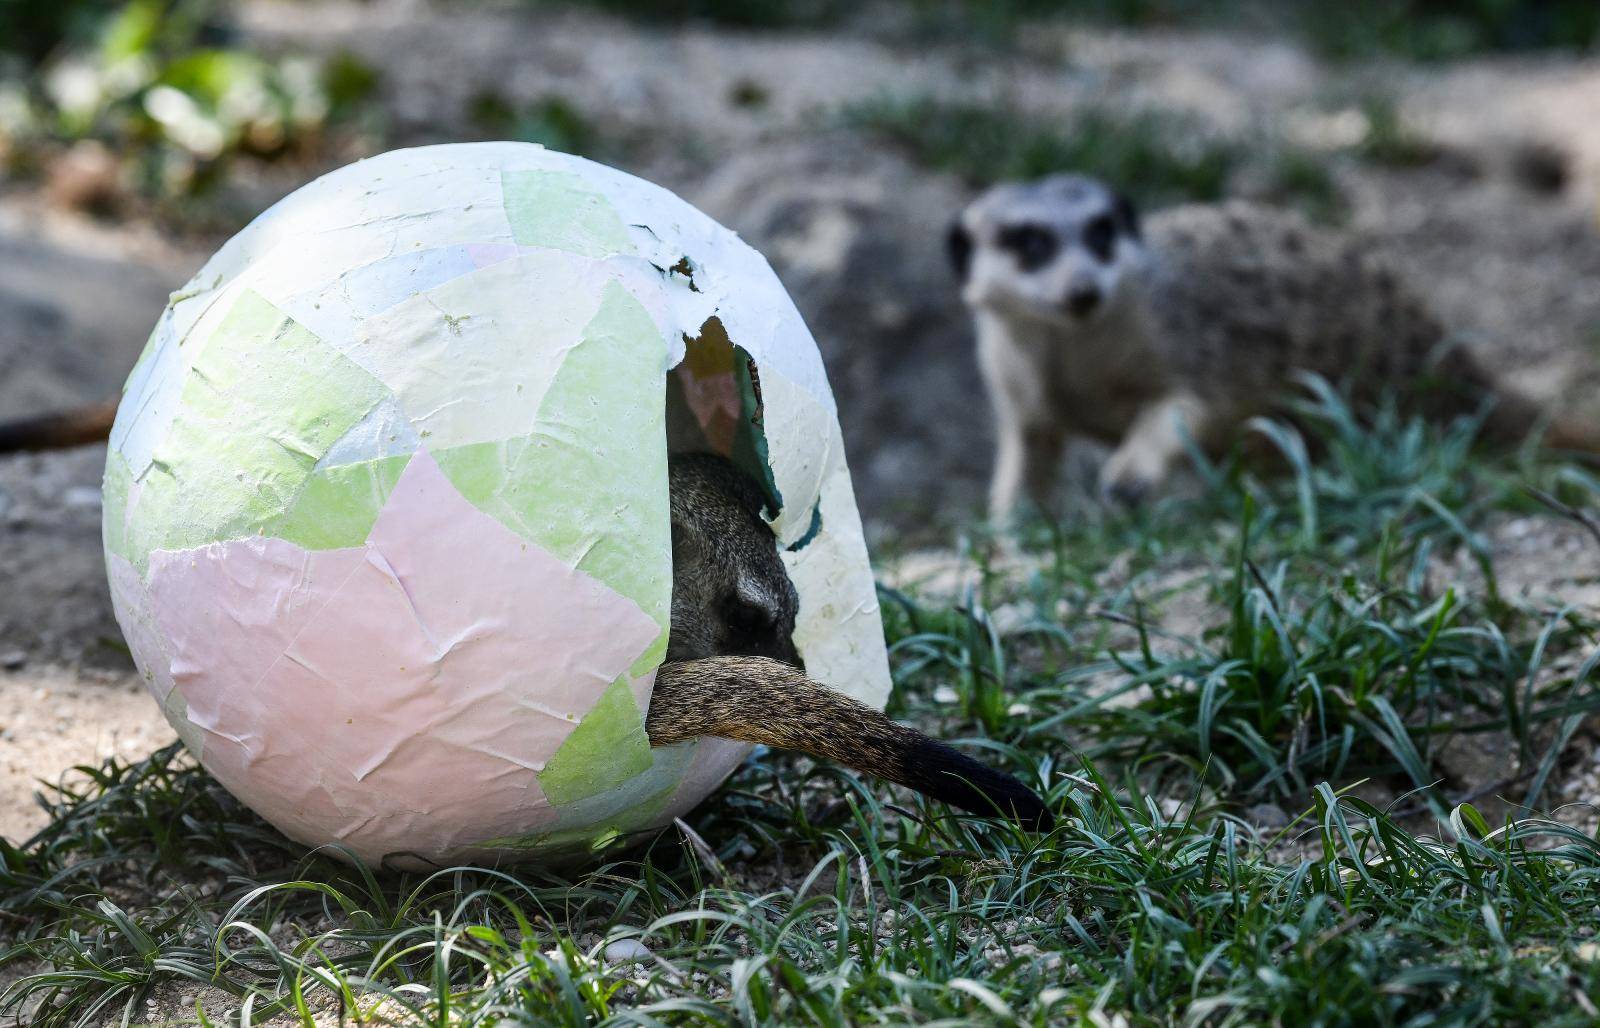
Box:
[676,318,783,518]
[503,169,633,259]
[729,340,783,518]
[436,280,671,633]
[538,676,653,806]
[102,451,134,562]
[129,289,390,568]
[268,455,412,550]
[518,785,676,855]
[629,632,669,680]
[481,741,692,856]
[164,688,205,760]
[787,499,824,552]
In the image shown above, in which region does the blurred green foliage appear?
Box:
[0,0,128,66]
[1299,0,1600,61]
[554,0,855,28]
[844,96,1237,203]
[1069,0,1600,59]
[0,0,379,200]
[468,91,594,156]
[1352,94,1441,168]
[556,0,1599,59]
[844,95,1342,219]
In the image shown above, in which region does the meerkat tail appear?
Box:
[0,400,117,454]
[647,657,1054,831]
[1538,414,1600,456]
[1475,390,1600,457]
[1422,350,1600,457]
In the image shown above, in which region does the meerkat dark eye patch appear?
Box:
[997,223,1058,272]
[946,222,974,281]
[1114,192,1141,240]
[1083,214,1118,262]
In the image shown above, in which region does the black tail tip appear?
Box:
[909,738,1055,833]
[986,776,1055,834]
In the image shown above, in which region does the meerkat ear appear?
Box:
[945,220,974,280]
[1114,193,1141,240]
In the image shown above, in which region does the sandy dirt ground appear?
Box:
[0,668,171,842]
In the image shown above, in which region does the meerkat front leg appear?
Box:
[1099,391,1212,506]
[990,408,1066,523]
[977,312,1067,523]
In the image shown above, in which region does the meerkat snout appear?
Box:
[1065,281,1102,319]
[947,174,1144,329]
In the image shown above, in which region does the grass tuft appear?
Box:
[6,378,1600,1024]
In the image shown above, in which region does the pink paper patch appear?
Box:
[149,539,368,714]
[144,450,662,864]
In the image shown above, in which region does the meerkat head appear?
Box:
[947,174,1144,328]
[666,453,802,669]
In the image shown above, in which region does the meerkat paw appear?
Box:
[1098,450,1165,507]
[986,493,1022,529]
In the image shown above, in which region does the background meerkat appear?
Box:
[948,174,1600,522]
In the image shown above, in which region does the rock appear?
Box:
[0,231,189,427]
[0,650,24,671]
[1246,802,1290,829]
[692,137,989,531]
[602,938,652,964]
[1437,729,1515,795]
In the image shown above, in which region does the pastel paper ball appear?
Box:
[102,143,889,867]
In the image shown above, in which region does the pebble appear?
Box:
[603,939,652,964]
[1247,803,1291,829]
[933,685,959,704]
[0,650,25,671]
[988,602,1030,635]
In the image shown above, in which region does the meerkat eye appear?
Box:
[997,224,1058,272]
[1083,214,1118,262]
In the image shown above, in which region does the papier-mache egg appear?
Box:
[102,143,890,867]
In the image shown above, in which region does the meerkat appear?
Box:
[656,453,1051,830]
[948,173,1600,521]
[0,410,1052,828]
